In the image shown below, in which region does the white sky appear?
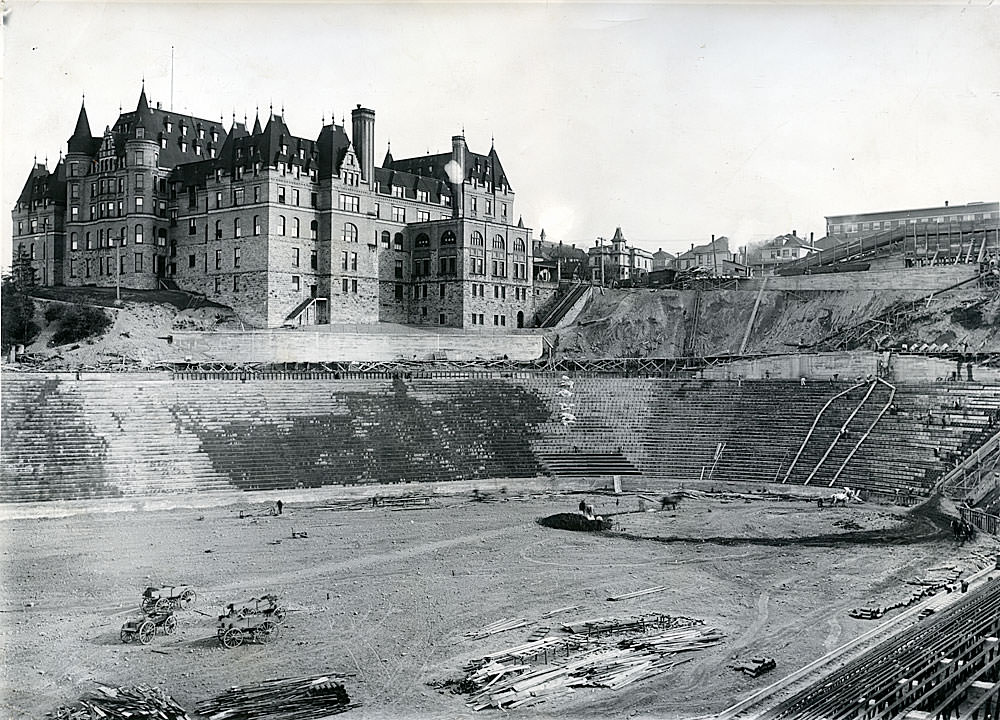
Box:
[2,0,998,265]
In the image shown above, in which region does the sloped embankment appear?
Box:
[550,285,1000,358]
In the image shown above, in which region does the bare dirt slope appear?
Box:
[15,289,240,369]
[550,286,1000,359]
[2,492,995,720]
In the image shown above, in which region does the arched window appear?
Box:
[381,230,391,248]
[279,216,286,236]
[311,220,319,240]
[415,233,430,248]
[342,222,358,243]
[441,230,457,245]
[471,231,485,247]
[134,225,144,244]
[514,237,525,253]
[393,232,404,251]
[234,217,241,238]
[493,235,506,250]
[293,217,300,238]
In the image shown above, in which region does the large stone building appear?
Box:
[12,88,535,329]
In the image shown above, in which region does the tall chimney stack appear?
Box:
[450,134,467,218]
[351,105,375,185]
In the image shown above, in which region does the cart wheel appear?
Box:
[164,614,178,635]
[154,597,171,613]
[138,620,155,645]
[180,589,196,607]
[120,628,133,643]
[255,621,279,644]
[274,606,287,622]
[140,597,157,614]
[221,627,244,649]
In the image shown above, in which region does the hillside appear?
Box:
[12,288,241,370]
[550,285,1000,358]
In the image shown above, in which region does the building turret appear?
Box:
[67,98,94,155]
[351,105,375,185]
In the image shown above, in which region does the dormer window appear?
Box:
[198,128,205,139]
[160,137,167,149]
[181,125,188,137]
[180,141,187,152]
[195,144,202,156]
[298,148,304,160]
[136,127,145,139]
[166,120,173,132]
[282,143,288,155]
[211,130,218,143]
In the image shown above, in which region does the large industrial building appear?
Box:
[11,88,537,328]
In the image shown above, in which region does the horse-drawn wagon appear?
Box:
[216,598,283,648]
[120,611,177,644]
[140,585,196,614]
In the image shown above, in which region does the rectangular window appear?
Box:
[278,186,286,204]
[392,206,405,223]
[233,247,241,268]
[311,192,317,208]
[417,210,430,222]
[233,188,244,205]
[392,185,404,198]
[135,197,143,212]
[293,189,300,206]
[234,218,242,238]
[395,284,404,301]
[440,283,446,298]
[351,279,358,293]
[293,248,300,267]
[339,194,360,212]
[310,250,317,270]
[215,249,222,269]
[134,151,143,165]
[189,219,197,235]
[188,254,196,268]
[292,275,300,292]
[350,252,357,271]
[215,277,221,293]
[134,253,143,272]
[342,251,349,270]
[253,186,261,203]
[342,278,349,293]
[135,173,144,190]
[394,259,403,279]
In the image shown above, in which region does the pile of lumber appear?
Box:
[851,568,964,620]
[730,656,777,677]
[560,613,702,636]
[47,685,191,719]
[458,619,724,710]
[195,674,357,719]
[466,616,533,639]
[607,586,666,602]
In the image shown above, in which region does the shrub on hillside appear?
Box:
[951,305,984,330]
[44,304,66,324]
[51,304,113,345]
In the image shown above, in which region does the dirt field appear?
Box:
[1,491,995,720]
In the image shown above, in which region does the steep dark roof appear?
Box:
[67,100,98,155]
[611,227,626,242]
[15,161,67,209]
[112,88,228,168]
[387,140,513,192]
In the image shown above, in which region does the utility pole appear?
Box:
[116,232,122,302]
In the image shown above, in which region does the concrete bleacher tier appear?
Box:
[1,374,997,502]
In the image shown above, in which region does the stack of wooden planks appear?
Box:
[195,674,357,719]
[465,616,533,639]
[47,685,191,719]
[459,618,724,710]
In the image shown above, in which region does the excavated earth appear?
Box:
[550,286,1000,359]
[2,491,997,720]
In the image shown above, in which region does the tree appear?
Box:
[1,273,39,355]
[9,247,38,291]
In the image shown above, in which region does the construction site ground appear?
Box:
[3,490,997,720]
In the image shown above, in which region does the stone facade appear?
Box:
[13,89,535,329]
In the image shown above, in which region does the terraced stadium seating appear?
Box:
[1,374,996,502]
